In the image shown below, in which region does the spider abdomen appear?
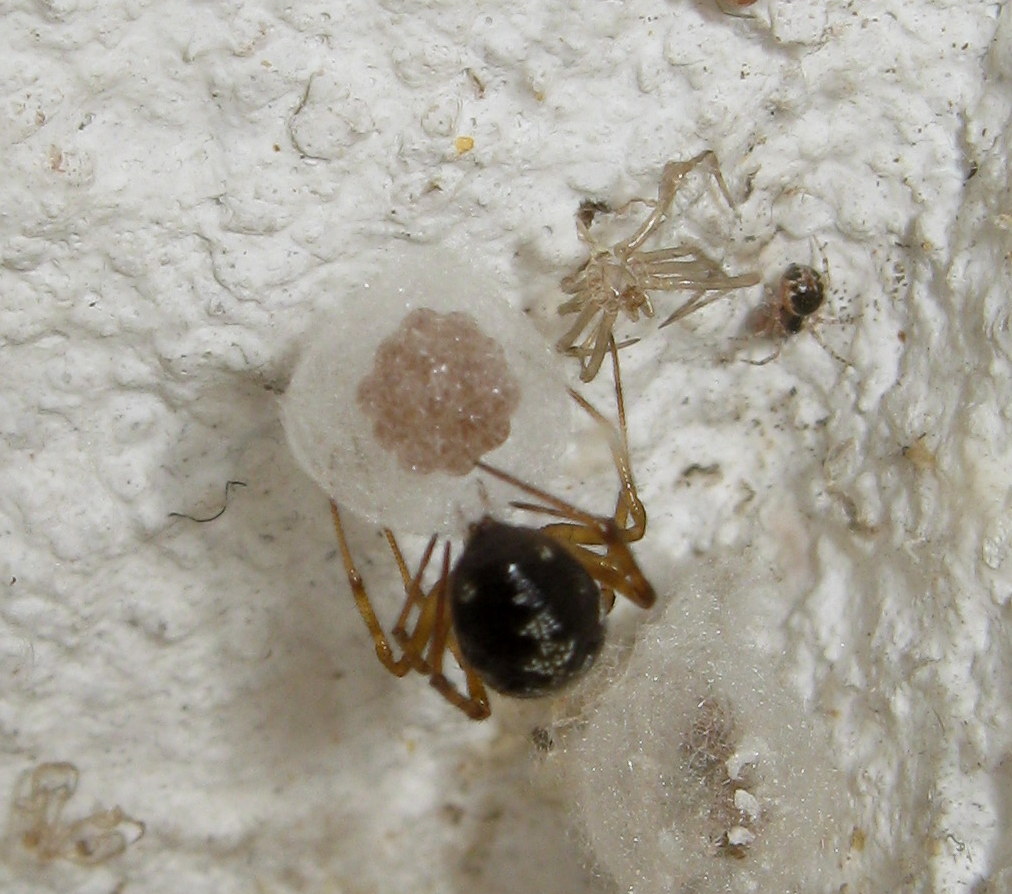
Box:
[450,519,605,698]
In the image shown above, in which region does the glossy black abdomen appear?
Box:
[450,518,605,698]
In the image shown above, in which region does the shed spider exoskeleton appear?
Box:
[329,343,655,720]
[9,762,145,865]
[557,151,760,382]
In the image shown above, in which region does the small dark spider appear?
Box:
[329,343,655,720]
[557,152,760,382]
[771,262,826,334]
[747,245,845,365]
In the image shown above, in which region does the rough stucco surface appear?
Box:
[0,1,1010,893]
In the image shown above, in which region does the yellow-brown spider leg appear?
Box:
[329,500,417,676]
[422,544,491,720]
[384,529,438,663]
[568,341,647,540]
[394,541,453,673]
[584,538,654,608]
[479,337,654,611]
[444,633,491,720]
[482,493,653,609]
[331,504,491,719]
[471,470,654,612]
[498,337,645,537]
[555,519,655,609]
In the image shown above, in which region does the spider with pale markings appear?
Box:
[746,243,847,365]
[556,151,760,382]
[329,341,655,719]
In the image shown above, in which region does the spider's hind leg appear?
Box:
[329,501,491,719]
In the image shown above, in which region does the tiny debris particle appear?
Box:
[454,135,474,154]
[168,480,247,523]
[850,826,867,852]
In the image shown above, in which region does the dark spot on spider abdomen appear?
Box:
[781,309,806,334]
[450,518,605,698]
[781,263,824,317]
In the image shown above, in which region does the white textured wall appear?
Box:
[1,1,1010,893]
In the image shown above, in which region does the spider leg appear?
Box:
[557,301,621,384]
[423,544,491,719]
[743,343,782,365]
[640,268,759,291]
[809,325,853,367]
[638,272,720,291]
[609,195,657,218]
[385,529,438,655]
[633,246,710,264]
[636,244,759,289]
[569,521,655,608]
[622,190,673,254]
[556,300,600,353]
[559,263,592,299]
[508,339,645,537]
[485,506,653,608]
[812,237,831,288]
[329,501,491,719]
[568,341,646,539]
[329,501,420,675]
[578,307,621,382]
[663,150,735,210]
[622,151,736,255]
[657,290,721,328]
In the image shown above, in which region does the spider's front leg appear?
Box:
[477,341,655,611]
[476,460,655,612]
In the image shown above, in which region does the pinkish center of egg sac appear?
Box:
[355,308,522,476]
